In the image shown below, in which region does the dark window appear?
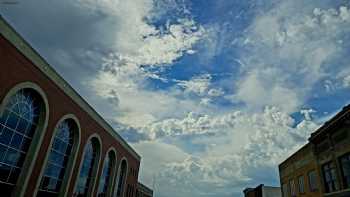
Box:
[0,90,40,195]
[97,151,114,197]
[74,139,99,196]
[289,179,296,197]
[116,160,127,197]
[340,153,350,189]
[282,183,289,197]
[323,162,340,193]
[308,170,318,191]
[38,120,74,197]
[298,176,305,193]
[126,184,130,197]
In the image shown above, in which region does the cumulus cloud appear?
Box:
[133,141,189,188]
[5,1,349,197]
[234,3,350,112]
[80,0,206,127]
[89,3,349,196]
[133,107,319,197]
[126,3,350,196]
[176,74,224,99]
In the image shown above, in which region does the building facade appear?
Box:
[0,15,142,197]
[243,184,281,197]
[308,105,350,197]
[279,143,322,197]
[135,182,153,197]
[279,105,350,197]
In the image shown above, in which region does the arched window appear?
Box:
[74,137,100,196]
[115,159,128,197]
[97,150,116,197]
[37,119,78,197]
[0,89,43,195]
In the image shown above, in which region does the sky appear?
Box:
[2,0,350,196]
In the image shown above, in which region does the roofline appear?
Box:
[0,15,141,160]
[278,142,310,167]
[309,104,350,141]
[137,182,153,194]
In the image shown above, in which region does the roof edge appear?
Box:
[0,15,141,160]
[309,104,350,141]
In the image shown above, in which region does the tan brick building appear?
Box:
[308,105,350,197]
[279,105,350,197]
[279,143,322,197]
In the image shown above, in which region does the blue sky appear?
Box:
[2,0,350,196]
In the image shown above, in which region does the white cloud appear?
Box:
[120,3,350,196]
[176,74,224,98]
[135,107,319,197]
[84,0,206,126]
[91,70,201,126]
[234,69,300,112]
[234,3,350,112]
[7,0,350,197]
[343,75,350,88]
[177,74,212,96]
[133,141,189,188]
[69,1,350,196]
[336,66,350,89]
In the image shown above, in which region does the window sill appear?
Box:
[324,188,350,197]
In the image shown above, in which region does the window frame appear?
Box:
[322,161,340,193]
[34,115,81,196]
[308,170,319,192]
[113,157,129,197]
[282,182,289,197]
[0,82,49,197]
[289,179,296,197]
[298,175,305,194]
[339,153,350,189]
[73,134,102,197]
[97,148,117,197]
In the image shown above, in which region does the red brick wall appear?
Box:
[0,34,140,196]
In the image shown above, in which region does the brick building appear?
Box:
[135,182,153,197]
[308,105,350,197]
[279,143,322,197]
[0,15,143,197]
[279,105,350,197]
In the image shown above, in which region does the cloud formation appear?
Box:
[85,0,206,126]
[234,3,350,112]
[133,107,318,197]
[3,0,350,196]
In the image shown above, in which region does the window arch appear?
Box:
[97,149,117,197]
[74,136,101,197]
[37,116,80,197]
[114,158,128,197]
[0,85,48,196]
